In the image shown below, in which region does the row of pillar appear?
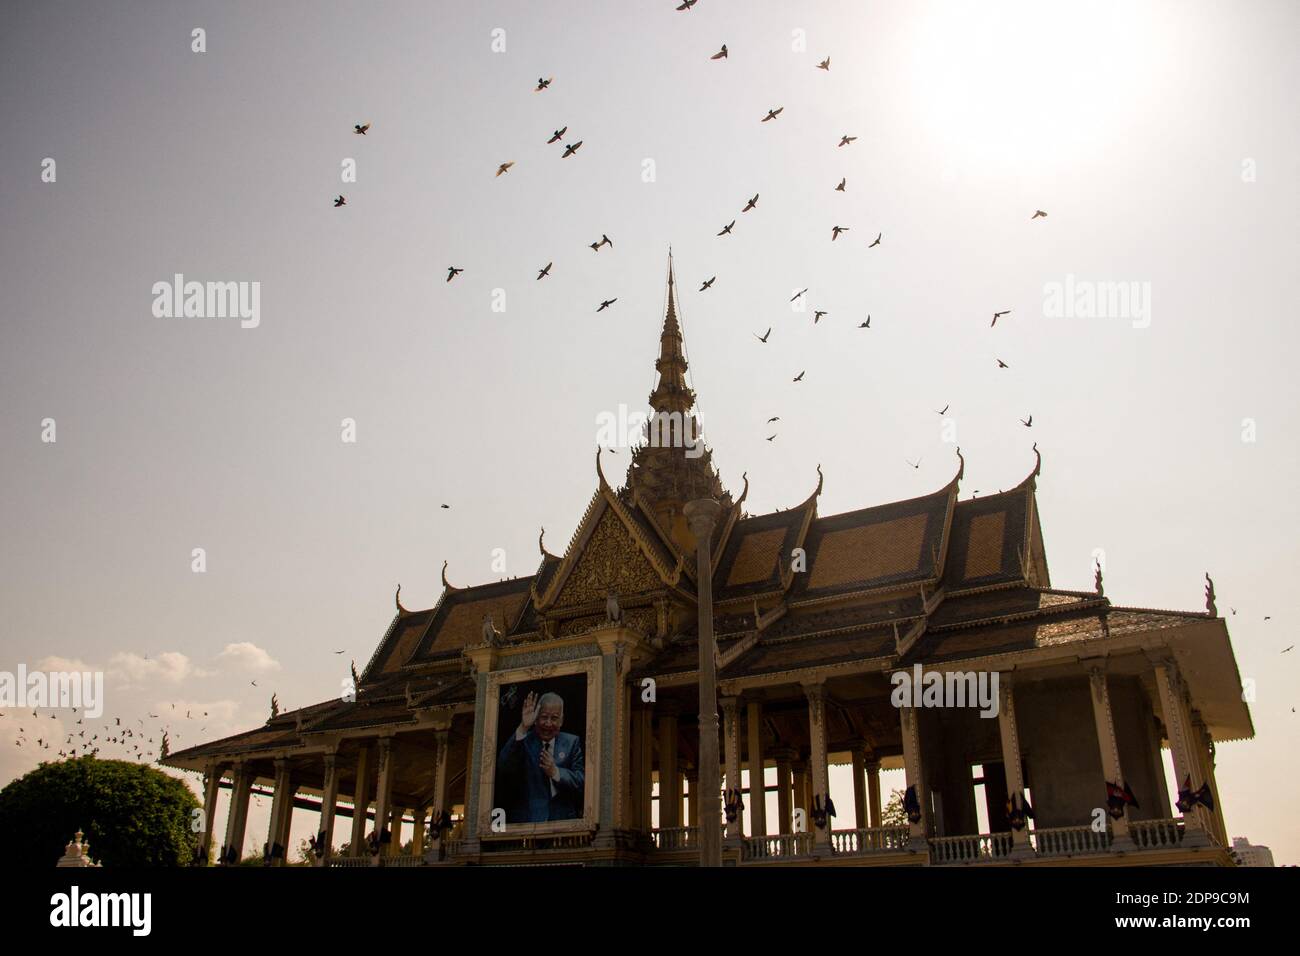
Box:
[629,684,885,846]
[201,729,458,865]
[896,659,1218,849]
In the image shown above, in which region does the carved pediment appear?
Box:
[551,509,662,610]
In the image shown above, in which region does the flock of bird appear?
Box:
[2,702,211,762]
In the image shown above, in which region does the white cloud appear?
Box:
[107,651,204,684]
[215,642,281,674]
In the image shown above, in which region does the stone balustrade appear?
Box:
[929,831,1014,864]
[1030,824,1112,858]
[829,825,911,854]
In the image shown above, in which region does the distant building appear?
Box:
[168,257,1252,867]
[1231,837,1274,867]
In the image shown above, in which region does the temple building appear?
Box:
[167,258,1252,866]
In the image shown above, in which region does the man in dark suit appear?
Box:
[496,690,584,823]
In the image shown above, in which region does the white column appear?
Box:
[866,759,882,830]
[804,683,831,850]
[1154,660,1210,845]
[221,763,253,865]
[349,745,371,855]
[721,696,743,841]
[1087,665,1134,847]
[899,705,928,850]
[199,762,223,865]
[266,758,293,866]
[317,753,339,866]
[372,738,395,859]
[996,677,1033,856]
[746,701,767,838]
[851,745,867,831]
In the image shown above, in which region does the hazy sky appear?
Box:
[1,0,1297,863]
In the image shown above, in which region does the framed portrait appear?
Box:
[478,657,601,838]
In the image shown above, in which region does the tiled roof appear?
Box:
[943,486,1033,590]
[790,483,954,601]
[409,577,535,662]
[714,501,813,601]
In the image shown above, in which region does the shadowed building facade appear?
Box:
[168,259,1251,867]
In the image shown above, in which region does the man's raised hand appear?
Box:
[519,691,539,734]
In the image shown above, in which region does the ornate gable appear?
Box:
[550,506,663,610]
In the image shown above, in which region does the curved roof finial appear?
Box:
[814,463,824,497]
[1032,441,1041,478]
[441,559,458,591]
[538,526,550,557]
[395,583,406,613]
[736,471,750,508]
[954,446,965,483]
[596,446,610,490]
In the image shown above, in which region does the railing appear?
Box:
[1129,818,1185,849]
[651,826,699,851]
[830,826,911,855]
[1030,825,1111,858]
[385,854,426,867]
[327,855,375,868]
[929,831,1014,864]
[742,832,815,860]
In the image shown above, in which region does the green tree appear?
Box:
[0,756,201,866]
[881,788,909,828]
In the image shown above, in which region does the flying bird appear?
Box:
[711,44,728,60]
[754,328,771,343]
[562,141,583,158]
[537,262,552,280]
[816,57,830,71]
[1283,645,1294,654]
[547,127,568,144]
[597,298,618,312]
[997,359,1009,368]
[790,288,808,302]
[535,77,553,92]
[440,504,450,509]
[835,178,846,192]
[353,123,371,135]
[858,316,871,328]
[717,220,735,236]
[446,266,463,282]
[767,416,780,423]
[333,196,346,207]
[814,310,828,324]
[991,310,1011,326]
[699,276,716,291]
[838,135,857,147]
[832,225,849,240]
[590,241,602,252]
[906,458,922,470]
[1031,210,1047,219]
[495,161,515,177]
[1020,415,1033,427]
[762,107,784,122]
[868,233,882,247]
[766,434,777,442]
[742,194,759,212]
[793,371,805,382]
[677,0,697,9]
[599,234,612,248]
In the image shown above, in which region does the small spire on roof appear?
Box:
[395,583,406,613]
